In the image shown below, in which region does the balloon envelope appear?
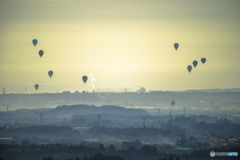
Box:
[201,58,206,64]
[35,84,39,90]
[187,65,192,73]
[171,100,175,106]
[174,43,179,50]
[48,71,53,78]
[193,60,198,68]
[32,39,38,46]
[82,76,88,84]
[39,50,44,57]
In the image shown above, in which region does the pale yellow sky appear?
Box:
[0,0,240,93]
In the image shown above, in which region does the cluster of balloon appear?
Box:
[173,43,207,74]
[32,39,54,91]
[32,39,46,59]
[187,58,206,73]
[172,42,179,100]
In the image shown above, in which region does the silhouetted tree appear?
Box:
[21,139,30,146]
[141,145,158,154]
[83,155,88,160]
[107,144,116,152]
[168,154,173,160]
[90,153,104,160]
[42,156,54,160]
[98,144,104,151]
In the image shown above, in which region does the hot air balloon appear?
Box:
[35,84,39,90]
[32,39,38,46]
[48,71,53,78]
[174,43,179,50]
[201,58,206,64]
[187,65,192,73]
[193,60,198,68]
[39,50,44,58]
[82,76,88,84]
[171,100,175,107]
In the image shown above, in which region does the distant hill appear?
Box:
[44,104,149,118]
[1,89,239,116]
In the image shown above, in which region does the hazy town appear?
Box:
[0,89,240,160]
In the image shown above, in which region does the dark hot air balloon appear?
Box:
[193,60,198,68]
[174,43,179,50]
[82,76,88,84]
[48,71,53,78]
[39,50,44,57]
[201,58,206,64]
[32,39,38,46]
[171,100,175,107]
[187,65,192,73]
[35,84,39,90]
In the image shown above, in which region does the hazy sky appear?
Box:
[0,0,240,93]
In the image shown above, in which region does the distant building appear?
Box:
[74,90,80,94]
[62,91,71,94]
[137,87,146,93]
